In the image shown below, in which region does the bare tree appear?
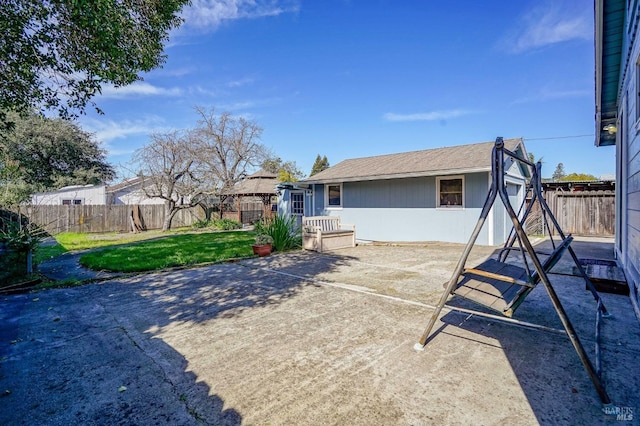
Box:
[192,106,268,192]
[133,130,207,231]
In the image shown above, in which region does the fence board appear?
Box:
[21,204,205,234]
[545,190,615,236]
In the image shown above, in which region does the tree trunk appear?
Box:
[162,201,177,231]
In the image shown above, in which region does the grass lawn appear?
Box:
[35,229,194,263]
[78,231,256,272]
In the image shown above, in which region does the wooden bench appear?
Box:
[302,216,355,252]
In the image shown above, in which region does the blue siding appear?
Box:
[310,172,502,244]
[465,173,489,208]
[613,1,640,298]
[336,207,490,244]
[346,177,436,208]
[312,183,325,215]
[295,166,528,245]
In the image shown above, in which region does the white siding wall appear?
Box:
[113,188,166,205]
[32,185,106,205]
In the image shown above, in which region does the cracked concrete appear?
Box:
[1,237,639,425]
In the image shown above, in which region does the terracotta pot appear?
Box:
[252,244,272,257]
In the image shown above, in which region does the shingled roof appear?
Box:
[303,138,525,183]
[225,170,278,195]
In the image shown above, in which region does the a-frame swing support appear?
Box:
[414,137,612,407]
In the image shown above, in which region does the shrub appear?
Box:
[254,233,274,245]
[255,215,301,252]
[190,218,242,231]
[1,221,44,253]
[213,218,242,230]
[191,219,212,229]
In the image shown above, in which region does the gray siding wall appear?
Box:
[617,4,640,305]
[311,173,496,244]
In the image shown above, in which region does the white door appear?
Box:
[290,191,304,226]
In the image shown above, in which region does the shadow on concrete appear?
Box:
[431,238,640,424]
[0,249,355,424]
[0,286,243,425]
[114,251,357,325]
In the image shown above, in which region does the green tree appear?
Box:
[310,154,330,176]
[0,111,115,206]
[552,163,566,181]
[261,157,305,182]
[1,0,188,124]
[560,173,598,181]
[0,156,32,207]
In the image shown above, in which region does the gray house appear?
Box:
[595,0,640,316]
[279,138,529,245]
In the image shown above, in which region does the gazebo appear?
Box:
[222,170,278,224]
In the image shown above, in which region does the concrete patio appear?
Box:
[1,237,638,424]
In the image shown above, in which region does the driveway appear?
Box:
[1,238,639,425]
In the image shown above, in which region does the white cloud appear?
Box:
[501,2,591,53]
[383,109,474,122]
[158,67,198,77]
[227,77,256,88]
[82,116,165,147]
[99,82,183,99]
[182,0,300,29]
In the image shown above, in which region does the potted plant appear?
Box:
[252,234,273,257]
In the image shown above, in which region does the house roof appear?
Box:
[302,138,526,184]
[225,170,278,196]
[595,0,625,147]
[106,177,143,193]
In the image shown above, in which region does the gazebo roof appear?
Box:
[225,170,278,196]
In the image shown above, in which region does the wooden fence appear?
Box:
[539,190,615,237]
[19,204,205,234]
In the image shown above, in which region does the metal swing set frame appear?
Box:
[414,137,612,407]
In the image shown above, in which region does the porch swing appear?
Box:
[414,137,612,407]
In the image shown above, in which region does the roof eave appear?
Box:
[595,0,625,147]
[302,167,492,184]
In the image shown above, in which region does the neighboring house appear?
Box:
[31,178,170,206]
[106,177,165,205]
[31,184,107,205]
[279,138,529,245]
[595,0,640,315]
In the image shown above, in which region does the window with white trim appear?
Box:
[436,176,464,208]
[291,192,304,215]
[62,199,83,205]
[326,184,342,208]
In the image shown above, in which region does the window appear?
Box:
[62,199,83,205]
[326,184,342,208]
[437,176,464,208]
[291,192,304,215]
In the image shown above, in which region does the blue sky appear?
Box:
[80,0,614,181]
